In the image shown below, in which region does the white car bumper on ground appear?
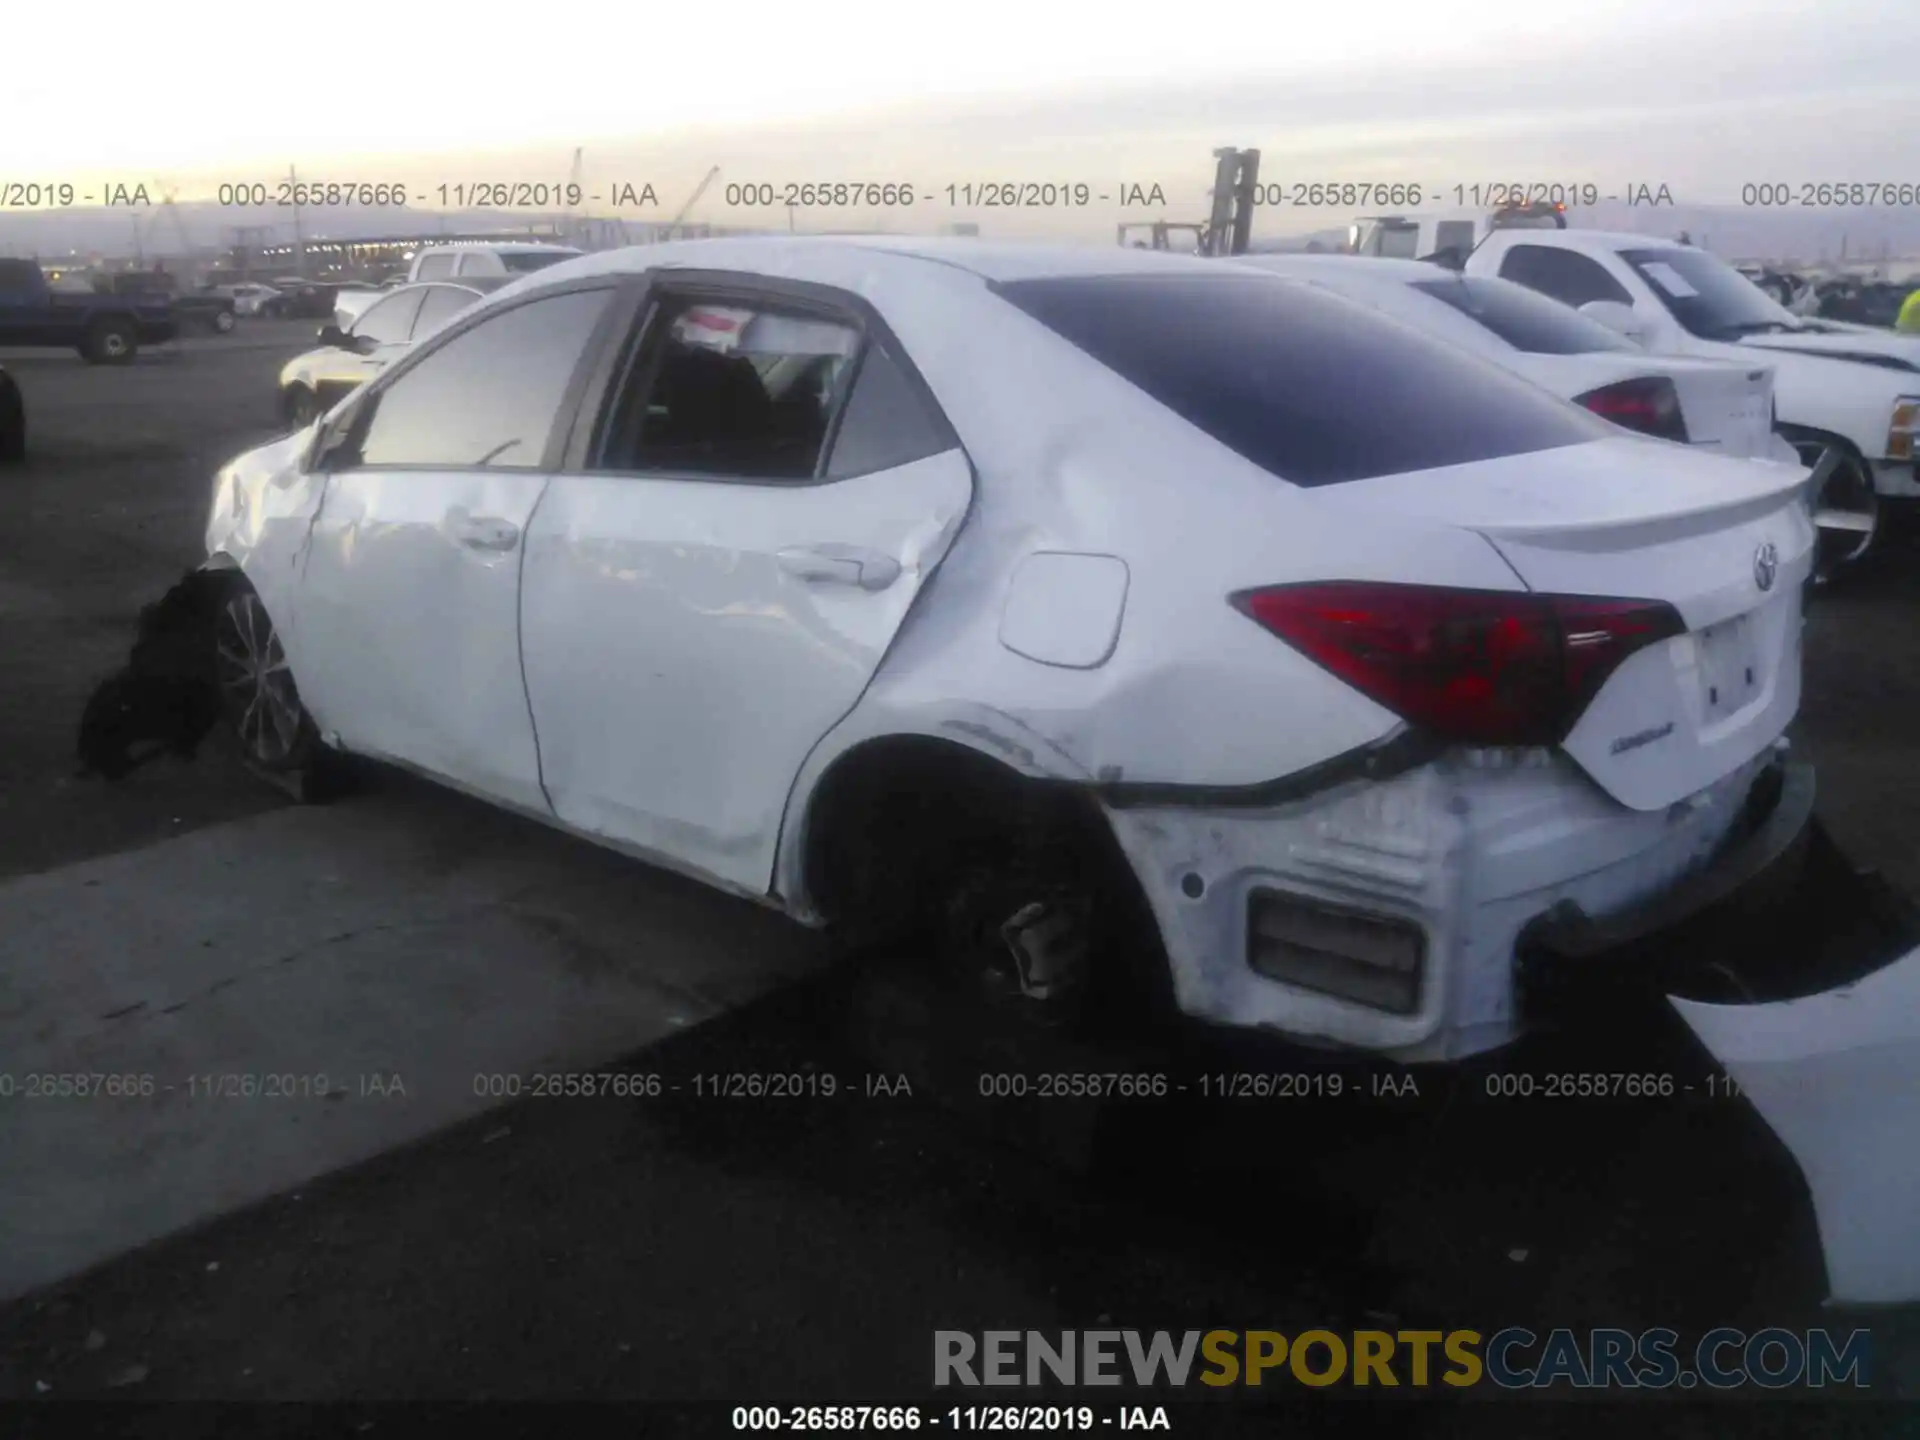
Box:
[1104,743,1796,1064]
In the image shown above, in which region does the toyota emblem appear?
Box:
[1754,541,1779,592]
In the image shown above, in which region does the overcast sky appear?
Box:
[6,0,1916,237]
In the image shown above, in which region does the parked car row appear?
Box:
[1448,229,1919,579]
[206,235,1827,1078]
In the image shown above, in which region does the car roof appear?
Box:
[1487,228,1687,254]
[1235,254,1452,285]
[515,235,1252,289]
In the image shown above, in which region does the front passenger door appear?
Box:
[290,283,621,811]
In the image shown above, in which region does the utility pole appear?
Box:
[288,163,306,278]
[565,146,584,246]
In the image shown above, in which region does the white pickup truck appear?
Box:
[1459,229,1920,580]
[405,241,582,284]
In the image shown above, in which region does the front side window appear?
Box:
[410,284,481,339]
[351,289,427,345]
[1496,245,1635,308]
[350,287,615,470]
[597,298,860,480]
[413,253,457,281]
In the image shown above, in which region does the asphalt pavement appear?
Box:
[0,333,1916,1426]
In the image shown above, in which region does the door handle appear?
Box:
[776,545,902,592]
[452,515,520,552]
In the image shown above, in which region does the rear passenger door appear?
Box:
[517,273,975,895]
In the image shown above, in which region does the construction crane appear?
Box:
[156,181,195,262]
[665,166,720,239]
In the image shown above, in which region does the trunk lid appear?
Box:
[1318,437,1813,811]
[1656,356,1778,459]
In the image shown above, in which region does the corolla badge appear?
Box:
[1754,541,1780,592]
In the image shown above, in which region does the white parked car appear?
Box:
[202,238,1815,1065]
[219,283,282,317]
[278,279,507,428]
[1462,230,1920,578]
[1233,255,1796,464]
[329,284,387,330]
[406,241,583,284]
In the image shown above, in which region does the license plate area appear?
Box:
[1696,614,1762,722]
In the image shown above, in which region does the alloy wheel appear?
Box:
[214,590,307,767]
[1793,438,1879,584]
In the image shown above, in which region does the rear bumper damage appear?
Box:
[1103,742,1796,1063]
[1109,748,1920,1304]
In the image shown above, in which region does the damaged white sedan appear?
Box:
[202,237,1820,1066]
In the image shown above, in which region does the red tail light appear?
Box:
[1233,582,1686,746]
[1575,376,1690,443]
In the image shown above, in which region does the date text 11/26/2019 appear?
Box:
[731,1405,1172,1431]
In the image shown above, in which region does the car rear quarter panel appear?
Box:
[774,269,1532,905]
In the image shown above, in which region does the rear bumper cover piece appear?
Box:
[1516,758,1815,1014]
[1104,743,1787,1063]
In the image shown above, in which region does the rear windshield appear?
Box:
[997,274,1605,487]
[500,252,578,273]
[1409,275,1640,355]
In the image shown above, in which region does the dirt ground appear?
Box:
[0,333,1916,1428]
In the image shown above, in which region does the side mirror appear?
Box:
[317,323,349,348]
[1580,300,1652,346]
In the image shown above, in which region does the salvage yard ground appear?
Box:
[0,328,1916,1418]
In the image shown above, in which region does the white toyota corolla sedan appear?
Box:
[201,237,1816,1063]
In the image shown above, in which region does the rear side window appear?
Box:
[997,274,1606,487]
[1496,245,1635,307]
[413,253,457,281]
[1409,276,1639,354]
[597,298,860,480]
[825,343,951,478]
[501,252,576,273]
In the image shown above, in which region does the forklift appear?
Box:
[1116,148,1261,256]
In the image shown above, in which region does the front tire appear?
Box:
[81,319,138,365]
[211,308,236,334]
[213,586,318,775]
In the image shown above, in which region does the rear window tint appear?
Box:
[996,274,1605,487]
[1409,275,1640,355]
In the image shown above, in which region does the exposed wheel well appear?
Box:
[1775,422,1865,459]
[798,735,1174,1021]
